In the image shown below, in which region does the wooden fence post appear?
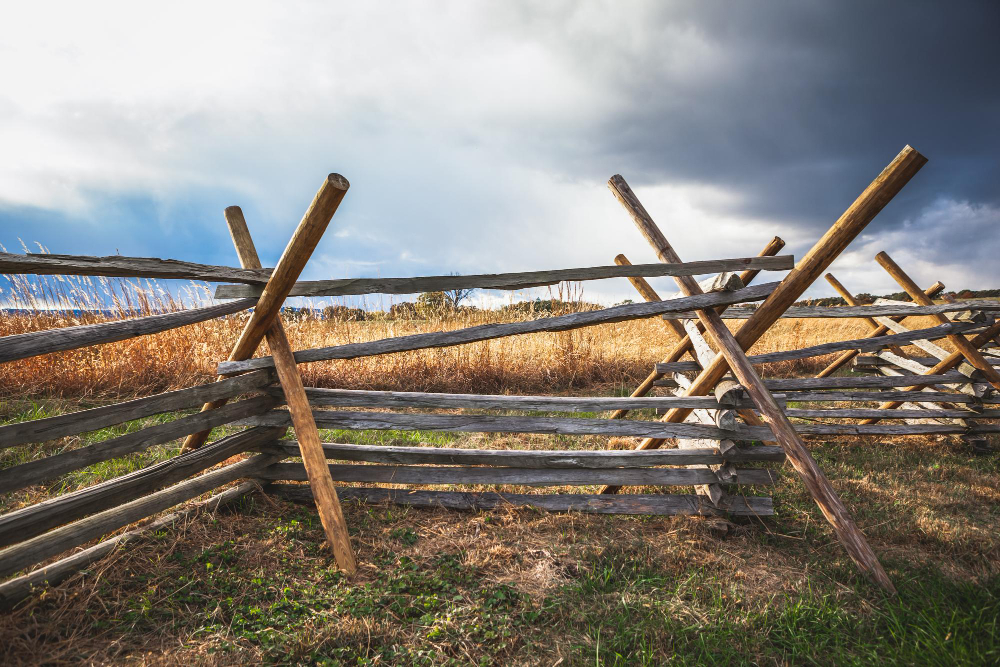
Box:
[607,236,786,420]
[816,273,945,376]
[630,145,927,447]
[874,251,1000,391]
[181,174,349,452]
[212,206,357,573]
[606,175,896,593]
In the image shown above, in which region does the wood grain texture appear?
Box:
[0,369,273,449]
[816,275,945,377]
[0,252,271,283]
[187,205,357,572]
[227,175,350,364]
[257,462,779,486]
[876,251,1000,391]
[248,409,770,440]
[0,299,256,365]
[0,395,277,495]
[217,282,780,374]
[653,321,983,373]
[0,480,265,610]
[771,389,998,404]
[275,387,768,411]
[0,454,281,580]
[659,302,1000,319]
[861,320,1000,422]
[652,372,970,391]
[606,171,902,591]
[608,236,786,420]
[269,485,775,516]
[213,256,794,298]
[0,427,284,549]
[268,441,787,467]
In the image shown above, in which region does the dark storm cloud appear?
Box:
[499,1,1000,232]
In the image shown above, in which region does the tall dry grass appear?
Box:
[1,260,925,401]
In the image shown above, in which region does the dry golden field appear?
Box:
[0,272,889,400]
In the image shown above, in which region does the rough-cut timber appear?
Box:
[183,175,352,453]
[609,236,787,420]
[816,274,945,377]
[217,282,780,374]
[876,251,1000,391]
[258,462,779,486]
[659,301,1000,319]
[0,252,272,283]
[191,205,356,572]
[276,387,770,411]
[0,299,257,365]
[653,320,984,372]
[267,441,787,467]
[774,390,999,404]
[269,485,775,517]
[0,453,280,580]
[0,480,265,610]
[247,409,770,440]
[0,427,284,549]
[652,372,970,391]
[0,395,277,495]
[783,407,993,419]
[0,369,274,449]
[607,171,900,591]
[862,319,1000,422]
[213,255,794,298]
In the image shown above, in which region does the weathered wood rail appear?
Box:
[214,255,794,298]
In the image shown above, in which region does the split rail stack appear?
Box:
[2,144,990,604]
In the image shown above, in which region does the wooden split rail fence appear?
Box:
[2,144,993,604]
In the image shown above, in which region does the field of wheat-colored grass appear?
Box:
[0,270,904,400]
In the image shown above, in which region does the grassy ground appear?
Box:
[1,402,998,665]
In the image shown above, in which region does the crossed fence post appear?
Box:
[182,174,357,573]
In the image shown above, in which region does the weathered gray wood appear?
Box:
[0,299,258,365]
[212,256,794,298]
[267,441,786,466]
[654,321,985,372]
[0,369,274,449]
[0,252,272,283]
[854,355,999,369]
[269,485,775,516]
[776,390,999,405]
[246,409,771,440]
[216,282,780,374]
[250,407,1000,437]
[0,396,278,495]
[783,408,994,419]
[0,479,265,610]
[873,316,980,377]
[0,427,284,549]
[272,387,771,411]
[654,373,970,391]
[0,452,280,580]
[258,462,779,486]
[661,301,1000,320]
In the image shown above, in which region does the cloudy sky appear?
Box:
[1,1,998,306]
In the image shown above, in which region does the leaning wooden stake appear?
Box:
[875,251,1000,391]
[816,273,945,377]
[607,175,896,593]
[627,145,927,448]
[181,174,350,452]
[213,206,357,573]
[608,236,786,420]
